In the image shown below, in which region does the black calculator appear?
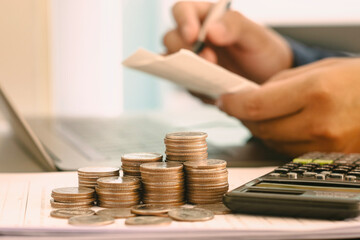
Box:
[223,152,360,219]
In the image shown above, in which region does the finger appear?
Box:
[219,75,308,121]
[172,1,212,43]
[267,58,342,83]
[163,29,192,54]
[243,110,312,142]
[198,47,218,64]
[207,11,274,50]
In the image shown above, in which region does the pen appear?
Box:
[193,0,232,54]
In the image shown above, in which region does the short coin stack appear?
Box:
[96,176,141,208]
[51,187,95,209]
[140,162,185,206]
[164,132,208,163]
[184,159,229,204]
[121,153,163,177]
[77,167,120,189]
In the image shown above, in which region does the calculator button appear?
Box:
[329,173,344,180]
[347,172,360,177]
[314,167,331,173]
[315,174,326,180]
[274,168,289,174]
[303,172,317,178]
[287,172,297,179]
[332,168,349,174]
[292,169,306,174]
[292,158,313,164]
[312,159,334,165]
[345,175,357,182]
[321,171,331,176]
[269,173,281,178]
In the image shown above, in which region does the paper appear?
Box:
[123,48,259,98]
[2,167,360,239]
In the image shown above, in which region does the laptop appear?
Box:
[0,83,254,171]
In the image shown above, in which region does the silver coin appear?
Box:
[184,159,227,169]
[140,162,183,172]
[96,208,135,218]
[131,204,171,216]
[68,215,115,226]
[50,208,95,219]
[168,207,214,222]
[125,216,172,226]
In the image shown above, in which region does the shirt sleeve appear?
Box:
[285,37,353,67]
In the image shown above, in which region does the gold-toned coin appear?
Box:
[96,208,135,218]
[165,132,207,140]
[131,204,171,216]
[97,176,140,186]
[52,187,95,197]
[125,216,172,226]
[50,208,95,219]
[50,199,93,209]
[184,159,227,169]
[98,202,139,208]
[166,154,208,160]
[165,143,207,149]
[168,207,214,222]
[121,153,163,161]
[68,215,114,226]
[52,197,96,203]
[78,166,120,174]
[140,162,183,172]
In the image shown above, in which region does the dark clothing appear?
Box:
[286,37,351,67]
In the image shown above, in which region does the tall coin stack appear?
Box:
[140,162,185,206]
[184,159,229,204]
[96,176,141,208]
[77,167,120,189]
[51,187,95,209]
[121,153,163,177]
[164,132,208,163]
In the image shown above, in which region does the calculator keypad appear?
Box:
[267,152,360,182]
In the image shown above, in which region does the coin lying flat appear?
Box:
[131,204,171,216]
[125,216,172,226]
[122,153,163,161]
[52,187,95,197]
[165,132,208,140]
[168,207,214,222]
[184,159,227,169]
[68,215,115,226]
[50,208,95,219]
[78,166,120,174]
[195,203,231,215]
[96,208,135,218]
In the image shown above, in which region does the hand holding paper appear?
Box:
[123,48,259,99]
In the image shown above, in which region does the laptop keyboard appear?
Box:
[55,118,169,161]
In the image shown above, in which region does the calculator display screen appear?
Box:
[256,182,360,193]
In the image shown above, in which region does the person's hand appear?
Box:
[163,1,293,83]
[216,58,360,156]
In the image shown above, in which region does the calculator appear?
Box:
[223,152,360,219]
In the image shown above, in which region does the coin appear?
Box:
[125,216,172,226]
[68,215,115,226]
[50,208,95,219]
[131,204,171,216]
[184,159,227,169]
[97,176,140,186]
[121,152,163,161]
[168,207,214,222]
[194,203,231,214]
[165,132,207,140]
[140,162,183,172]
[78,166,120,174]
[96,208,135,218]
[50,199,94,209]
[52,187,95,197]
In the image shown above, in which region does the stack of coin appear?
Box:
[184,159,228,204]
[164,132,208,163]
[51,187,95,209]
[121,153,163,177]
[96,176,141,208]
[77,167,120,189]
[140,162,185,206]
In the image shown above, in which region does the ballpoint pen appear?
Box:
[193,0,232,54]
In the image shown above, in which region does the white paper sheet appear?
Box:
[122,48,259,98]
[1,167,360,240]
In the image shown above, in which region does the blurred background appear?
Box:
[0,0,359,119]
